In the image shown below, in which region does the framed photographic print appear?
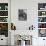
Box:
[18,9,27,21]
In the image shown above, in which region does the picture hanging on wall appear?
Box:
[18,9,27,21]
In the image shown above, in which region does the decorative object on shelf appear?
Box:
[0,3,8,10]
[38,3,46,10]
[45,6,46,9]
[0,6,1,10]
[18,9,27,21]
[38,11,46,16]
[0,23,8,37]
[0,11,8,16]
[0,17,8,22]
[38,17,46,22]
[38,23,46,28]
[0,23,8,30]
[42,12,45,15]
[5,6,8,10]
[11,23,16,30]
[38,17,43,22]
[29,25,35,30]
[42,11,46,16]
[39,29,46,37]
[40,8,44,10]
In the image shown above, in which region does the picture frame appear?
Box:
[18,9,27,21]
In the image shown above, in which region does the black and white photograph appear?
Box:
[18,9,27,21]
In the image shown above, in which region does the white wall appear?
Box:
[11,0,46,46]
[11,0,46,30]
[0,0,8,3]
[11,0,38,30]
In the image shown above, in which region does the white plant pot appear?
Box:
[21,40,25,46]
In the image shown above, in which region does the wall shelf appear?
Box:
[0,10,8,11]
[0,16,8,17]
[38,28,46,29]
[0,22,8,23]
[38,10,46,11]
[38,16,46,17]
[38,22,46,23]
[38,3,46,37]
[0,3,8,37]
